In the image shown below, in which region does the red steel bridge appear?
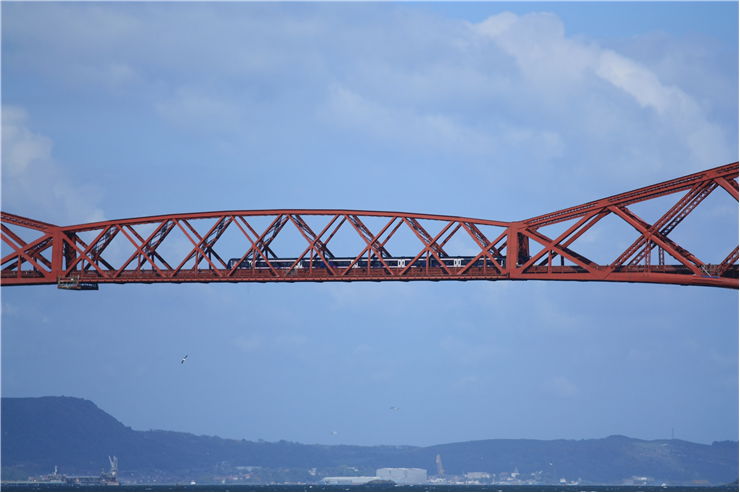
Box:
[2,162,738,290]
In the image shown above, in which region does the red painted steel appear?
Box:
[1,162,737,289]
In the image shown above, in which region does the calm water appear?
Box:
[1,485,737,492]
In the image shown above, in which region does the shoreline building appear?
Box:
[377,468,427,484]
[322,476,380,485]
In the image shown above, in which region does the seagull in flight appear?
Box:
[180,354,188,364]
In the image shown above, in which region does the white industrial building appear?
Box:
[376,467,427,484]
[321,476,380,485]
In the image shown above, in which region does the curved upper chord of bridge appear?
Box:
[1,162,738,290]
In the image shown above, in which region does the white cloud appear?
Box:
[473,12,733,171]
[594,49,727,163]
[474,11,596,89]
[1,105,105,224]
[1,107,52,177]
[324,84,494,155]
[324,83,565,161]
[596,50,729,164]
[596,50,680,114]
[475,11,518,38]
[2,4,735,214]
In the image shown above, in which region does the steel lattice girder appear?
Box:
[1,162,738,289]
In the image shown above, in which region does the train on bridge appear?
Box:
[226,256,505,271]
[2,161,737,289]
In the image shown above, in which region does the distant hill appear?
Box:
[1,396,737,485]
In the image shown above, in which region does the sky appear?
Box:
[1,2,738,448]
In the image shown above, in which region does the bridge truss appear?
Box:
[2,162,738,289]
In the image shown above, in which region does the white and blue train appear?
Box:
[227,256,503,270]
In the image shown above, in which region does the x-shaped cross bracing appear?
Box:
[1,162,737,289]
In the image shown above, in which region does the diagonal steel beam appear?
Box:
[405,218,448,258]
[716,176,738,200]
[610,205,705,276]
[285,215,340,274]
[230,216,280,277]
[520,211,606,273]
[341,215,396,275]
[621,181,717,267]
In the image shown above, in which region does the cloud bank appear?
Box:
[3,4,735,216]
[1,106,105,224]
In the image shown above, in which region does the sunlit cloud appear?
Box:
[1,105,105,224]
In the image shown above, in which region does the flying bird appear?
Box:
[389,406,400,412]
[180,354,188,364]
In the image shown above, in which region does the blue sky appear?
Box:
[1,2,738,448]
